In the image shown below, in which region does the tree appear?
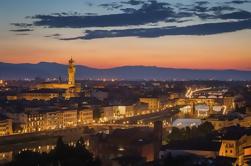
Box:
[7,136,101,166]
[197,122,214,136]
[167,122,214,142]
[168,127,183,141]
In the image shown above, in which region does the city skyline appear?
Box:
[0,0,251,70]
[1,1,251,166]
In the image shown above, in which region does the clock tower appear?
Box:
[68,57,76,85]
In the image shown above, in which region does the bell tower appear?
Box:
[68,57,76,85]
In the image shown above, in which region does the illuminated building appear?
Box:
[78,108,93,124]
[172,118,202,128]
[34,58,78,90]
[206,116,251,130]
[24,108,78,132]
[180,105,192,114]
[62,109,78,128]
[223,97,235,111]
[240,135,251,166]
[99,105,134,122]
[0,152,12,164]
[0,116,13,136]
[176,98,216,108]
[5,107,86,133]
[219,139,238,158]
[24,108,81,132]
[7,58,81,101]
[124,106,135,117]
[110,105,135,118]
[33,58,81,99]
[116,106,134,118]
[219,132,251,165]
[139,98,160,110]
[16,90,60,101]
[168,92,180,100]
[68,57,75,85]
[100,106,115,122]
[26,111,46,132]
[0,80,7,87]
[195,104,209,118]
[45,110,63,130]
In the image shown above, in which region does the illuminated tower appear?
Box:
[68,58,76,85]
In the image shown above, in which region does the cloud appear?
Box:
[99,2,123,10]
[120,8,137,13]
[15,33,30,36]
[28,1,176,28]
[195,1,210,6]
[86,2,93,7]
[12,1,249,29]
[219,11,251,19]
[177,2,238,20]
[121,0,145,6]
[10,29,33,32]
[44,33,61,38]
[209,6,236,13]
[9,0,251,40]
[194,10,251,20]
[10,23,33,28]
[60,19,251,40]
[227,0,251,4]
[193,6,208,13]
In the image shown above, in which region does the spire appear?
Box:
[69,57,74,64]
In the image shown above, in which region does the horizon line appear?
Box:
[0,61,250,72]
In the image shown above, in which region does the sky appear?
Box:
[0,0,251,70]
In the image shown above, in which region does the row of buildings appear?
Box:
[206,113,251,130]
[0,106,93,135]
[0,115,13,136]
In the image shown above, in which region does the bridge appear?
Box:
[185,87,213,98]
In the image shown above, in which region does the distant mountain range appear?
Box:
[0,62,250,80]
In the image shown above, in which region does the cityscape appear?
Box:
[0,0,251,166]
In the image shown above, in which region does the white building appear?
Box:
[172,118,202,128]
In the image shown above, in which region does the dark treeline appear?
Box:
[5,137,101,166]
[167,122,214,142]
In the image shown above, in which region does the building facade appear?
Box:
[78,108,93,124]
[140,98,160,110]
[0,117,13,136]
[219,134,251,166]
